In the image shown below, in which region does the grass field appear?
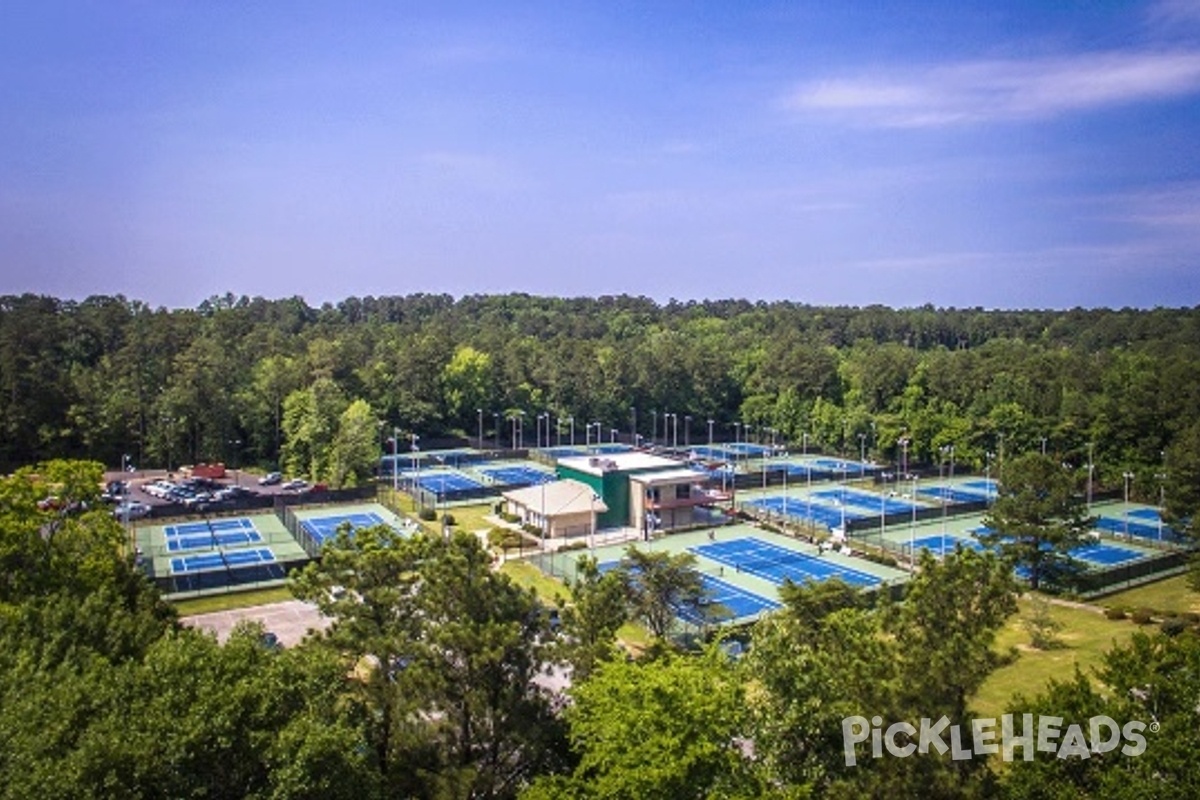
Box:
[1098,573,1200,615]
[173,586,295,615]
[972,596,1138,718]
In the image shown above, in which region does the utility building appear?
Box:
[556,453,730,534]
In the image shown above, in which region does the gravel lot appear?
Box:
[182,599,330,646]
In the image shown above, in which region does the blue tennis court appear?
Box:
[812,457,869,473]
[1127,508,1162,522]
[691,537,881,588]
[481,465,555,486]
[961,479,998,497]
[907,534,987,557]
[681,574,780,624]
[1096,515,1183,542]
[597,561,779,624]
[745,495,866,529]
[782,462,831,478]
[167,528,263,552]
[1070,542,1144,566]
[917,486,989,505]
[813,487,919,515]
[971,526,1145,566]
[164,517,256,538]
[413,472,483,494]
[689,445,733,460]
[170,547,276,574]
[725,442,772,457]
[301,511,389,545]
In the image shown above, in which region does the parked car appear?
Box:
[112,501,151,520]
[280,479,308,492]
[258,472,282,486]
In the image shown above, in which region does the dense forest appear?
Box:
[2,293,1199,496]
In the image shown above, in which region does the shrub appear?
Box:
[441,513,456,527]
[418,507,436,522]
[487,527,524,551]
[1161,617,1188,637]
[1130,607,1155,625]
[1104,607,1128,621]
[559,540,588,552]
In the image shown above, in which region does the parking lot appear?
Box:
[104,468,321,517]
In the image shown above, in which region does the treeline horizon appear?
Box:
[2,292,1198,497]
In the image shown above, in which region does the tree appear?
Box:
[555,555,630,681]
[1001,630,1200,799]
[887,548,1019,722]
[290,528,566,799]
[281,378,348,481]
[328,398,380,488]
[522,647,765,800]
[619,547,711,639]
[1161,421,1200,590]
[440,345,494,431]
[980,452,1094,591]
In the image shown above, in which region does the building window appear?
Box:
[674,484,690,499]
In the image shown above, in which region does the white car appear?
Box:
[112,501,151,520]
[258,472,282,486]
[280,479,308,491]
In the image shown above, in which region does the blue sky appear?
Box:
[2,1,1199,309]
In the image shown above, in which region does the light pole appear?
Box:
[610,428,618,445]
[672,413,679,449]
[734,422,741,448]
[391,428,400,494]
[898,436,909,477]
[585,420,592,448]
[1123,471,1135,538]
[411,433,421,511]
[510,414,519,450]
[1156,463,1167,541]
[684,415,691,448]
[631,406,637,442]
[1040,436,1047,456]
[1086,441,1095,513]
[802,431,809,459]
[858,433,866,478]
[939,445,953,536]
[707,419,714,448]
[493,412,500,450]
[651,410,657,446]
[477,409,483,449]
[518,411,526,450]
[569,416,575,447]
[229,438,242,486]
[985,451,995,505]
[910,475,919,572]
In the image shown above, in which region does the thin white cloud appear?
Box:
[1093,183,1200,233]
[788,49,1200,127]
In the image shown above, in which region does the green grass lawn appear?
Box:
[173,586,295,616]
[1097,573,1200,615]
[500,560,569,604]
[445,502,499,534]
[972,596,1139,718]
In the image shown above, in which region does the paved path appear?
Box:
[182,599,330,647]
